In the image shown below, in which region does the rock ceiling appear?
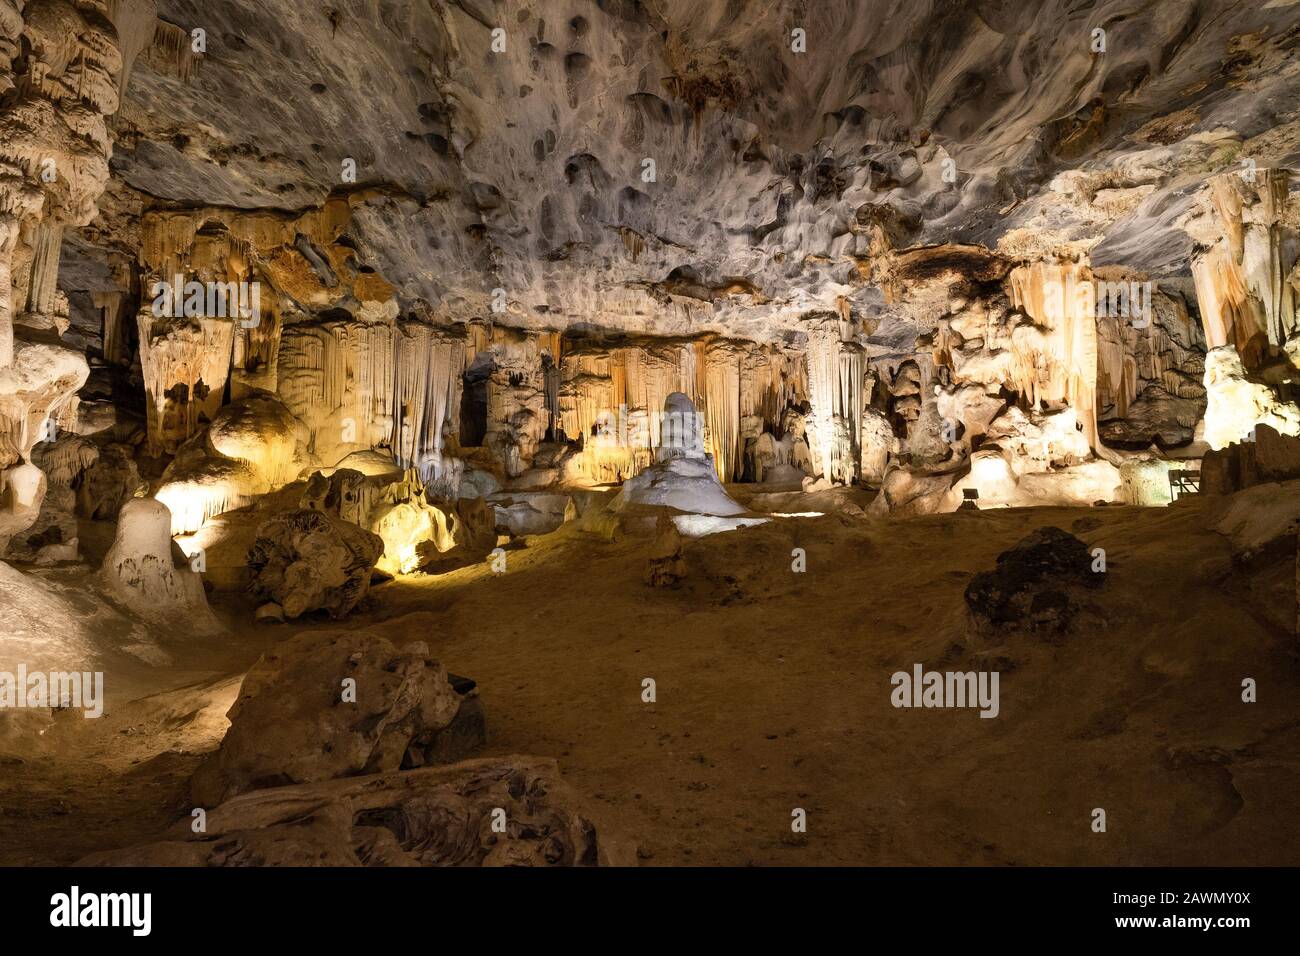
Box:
[73,0,1300,340]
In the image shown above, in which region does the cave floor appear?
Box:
[2,499,1299,866]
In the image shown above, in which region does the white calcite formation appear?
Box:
[611,392,745,517]
[97,495,221,633]
[1202,346,1300,451]
[1189,170,1297,370]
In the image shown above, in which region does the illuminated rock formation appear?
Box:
[558,335,805,485]
[278,317,464,481]
[0,340,87,546]
[97,494,221,633]
[1190,170,1297,370]
[1202,346,1300,451]
[245,509,383,620]
[155,394,302,535]
[610,392,747,521]
[805,318,864,485]
[1004,260,1102,452]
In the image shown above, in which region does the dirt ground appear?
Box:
[2,496,1299,866]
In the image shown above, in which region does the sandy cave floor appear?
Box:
[2,498,1299,867]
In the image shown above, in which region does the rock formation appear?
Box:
[611,392,747,520]
[965,527,1103,639]
[4,0,1300,875]
[191,629,484,806]
[97,494,220,633]
[245,509,383,619]
[87,757,632,867]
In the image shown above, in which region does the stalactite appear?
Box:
[24,222,64,317]
[278,320,394,461]
[559,335,806,485]
[137,313,236,454]
[146,19,201,81]
[106,0,161,92]
[702,340,741,482]
[1005,260,1101,451]
[805,319,862,483]
[393,323,464,480]
[1191,169,1296,371]
[279,317,467,477]
[482,328,557,477]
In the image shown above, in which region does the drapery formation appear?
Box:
[1191,169,1296,372]
[558,335,805,483]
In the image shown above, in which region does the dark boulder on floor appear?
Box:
[965,526,1103,637]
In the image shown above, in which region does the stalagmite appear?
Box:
[155,395,301,534]
[559,335,805,485]
[97,495,221,633]
[610,392,748,521]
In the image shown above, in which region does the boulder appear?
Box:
[1098,382,1202,449]
[246,509,383,619]
[300,468,370,525]
[868,466,958,515]
[191,629,485,806]
[1118,458,1176,506]
[85,757,632,867]
[488,491,573,536]
[1209,479,1300,558]
[964,526,1103,638]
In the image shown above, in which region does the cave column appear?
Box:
[0,219,15,368]
[23,221,63,319]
